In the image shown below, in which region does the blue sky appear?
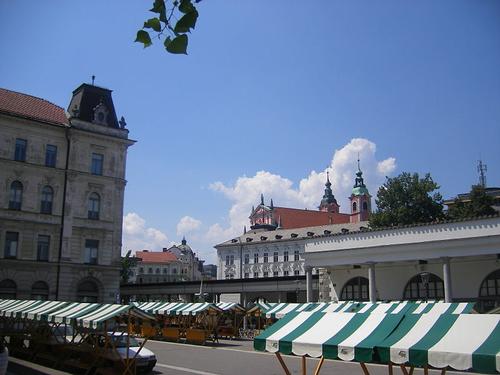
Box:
[1,1,499,264]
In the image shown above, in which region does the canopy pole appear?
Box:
[388,363,393,375]
[424,365,429,375]
[398,365,409,375]
[440,369,446,375]
[301,356,306,375]
[409,366,414,375]
[275,352,291,375]
[313,356,325,375]
[360,362,371,375]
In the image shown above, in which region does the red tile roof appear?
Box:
[135,250,178,263]
[273,207,351,229]
[0,87,68,126]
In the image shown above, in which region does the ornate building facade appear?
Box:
[216,166,371,280]
[0,84,134,303]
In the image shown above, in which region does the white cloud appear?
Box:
[176,216,202,236]
[208,138,396,244]
[122,212,169,255]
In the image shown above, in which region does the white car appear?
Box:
[104,332,157,373]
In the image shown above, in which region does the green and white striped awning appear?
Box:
[0,299,46,318]
[265,303,314,319]
[155,302,222,316]
[216,302,246,312]
[377,314,500,373]
[254,311,404,363]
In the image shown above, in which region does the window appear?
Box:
[284,251,289,262]
[225,255,230,266]
[14,138,27,161]
[40,186,53,214]
[230,255,234,265]
[341,277,369,301]
[294,270,300,276]
[77,279,98,302]
[4,232,19,259]
[352,202,357,212]
[478,269,500,312]
[84,239,98,265]
[253,272,259,278]
[91,153,103,175]
[263,271,269,277]
[45,145,57,167]
[363,202,368,211]
[9,181,23,210]
[403,273,444,300]
[88,193,100,220]
[273,271,279,277]
[148,268,153,274]
[294,250,300,261]
[156,268,160,274]
[263,252,268,263]
[244,254,249,264]
[139,267,144,274]
[273,252,278,262]
[31,281,49,300]
[254,253,259,264]
[172,268,177,274]
[37,235,50,261]
[163,268,168,274]
[244,273,249,279]
[283,270,289,276]
[0,279,17,299]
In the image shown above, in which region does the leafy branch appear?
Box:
[135,0,200,55]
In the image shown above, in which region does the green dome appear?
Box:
[352,186,369,196]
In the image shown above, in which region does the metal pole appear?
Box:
[368,263,377,303]
[442,257,453,303]
[306,267,313,302]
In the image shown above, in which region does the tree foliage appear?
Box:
[370,172,444,228]
[121,250,137,284]
[447,185,497,220]
[135,0,201,54]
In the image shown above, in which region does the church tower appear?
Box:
[319,172,340,213]
[350,159,371,223]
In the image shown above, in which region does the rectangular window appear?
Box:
[254,253,259,264]
[283,270,289,276]
[4,231,19,259]
[225,255,230,266]
[91,153,103,175]
[230,255,234,265]
[253,272,259,278]
[244,254,249,264]
[284,251,289,262]
[294,270,300,276]
[84,239,98,265]
[273,271,279,277]
[263,271,269,277]
[263,253,268,263]
[37,235,50,261]
[45,145,57,167]
[294,250,300,261]
[244,273,249,279]
[14,138,27,161]
[273,252,278,262]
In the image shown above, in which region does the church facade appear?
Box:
[0,84,134,303]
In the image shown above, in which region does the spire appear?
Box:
[270,198,274,209]
[351,157,369,196]
[260,193,264,205]
[326,170,331,187]
[181,236,187,246]
[321,171,336,203]
[243,225,247,234]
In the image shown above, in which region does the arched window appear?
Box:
[77,279,99,302]
[352,202,357,212]
[340,277,369,301]
[88,193,100,220]
[403,272,444,300]
[31,281,49,300]
[362,201,368,211]
[0,279,17,299]
[478,269,500,313]
[41,185,54,214]
[9,181,23,210]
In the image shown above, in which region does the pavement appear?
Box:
[5,339,490,375]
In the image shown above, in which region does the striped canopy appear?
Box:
[377,314,500,374]
[255,311,404,363]
[265,303,314,319]
[0,299,154,329]
[156,302,222,316]
[216,302,246,313]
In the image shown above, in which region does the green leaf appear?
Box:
[150,0,165,13]
[179,0,195,14]
[143,17,161,32]
[174,9,198,33]
[135,30,152,48]
[165,34,188,54]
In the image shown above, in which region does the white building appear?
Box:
[0,84,134,303]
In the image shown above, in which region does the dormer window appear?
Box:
[92,100,109,126]
[275,235,282,240]
[290,233,298,238]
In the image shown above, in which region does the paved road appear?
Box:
[143,339,489,375]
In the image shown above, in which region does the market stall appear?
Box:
[215,302,246,339]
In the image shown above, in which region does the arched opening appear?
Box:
[31,281,49,300]
[340,276,369,301]
[362,201,368,211]
[478,269,500,313]
[88,192,100,220]
[9,181,23,210]
[0,279,17,299]
[41,185,54,214]
[352,202,357,212]
[77,279,99,302]
[403,272,444,300]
